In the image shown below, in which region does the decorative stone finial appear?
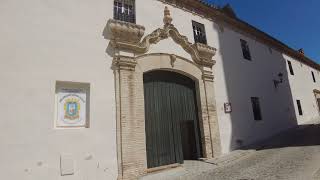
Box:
[163,6,172,25]
[298,48,305,55]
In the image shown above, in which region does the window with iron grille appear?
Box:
[287,60,294,75]
[251,97,262,121]
[114,0,135,23]
[240,39,251,60]
[296,100,303,115]
[192,21,207,45]
[312,71,316,83]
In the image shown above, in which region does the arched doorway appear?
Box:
[144,70,202,168]
[109,6,221,178]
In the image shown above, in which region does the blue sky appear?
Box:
[205,0,320,63]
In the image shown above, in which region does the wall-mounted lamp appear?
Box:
[273,72,284,88]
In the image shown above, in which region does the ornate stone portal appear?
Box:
[108,7,221,180]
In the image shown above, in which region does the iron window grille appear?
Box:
[251,97,262,121]
[114,0,136,23]
[287,60,294,75]
[240,39,252,60]
[192,21,207,45]
[312,71,316,83]
[296,100,303,116]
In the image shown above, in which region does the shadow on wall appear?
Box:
[245,123,320,151]
[213,23,298,151]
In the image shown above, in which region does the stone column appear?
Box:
[113,55,147,180]
[202,70,222,158]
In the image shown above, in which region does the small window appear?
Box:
[192,21,207,44]
[251,97,262,120]
[114,0,136,23]
[240,39,251,60]
[312,71,316,83]
[296,100,303,115]
[287,60,294,75]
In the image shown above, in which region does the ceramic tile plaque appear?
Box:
[224,102,232,113]
[56,83,89,128]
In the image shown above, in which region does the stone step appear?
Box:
[204,150,255,166]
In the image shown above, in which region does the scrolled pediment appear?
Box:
[107,7,217,68]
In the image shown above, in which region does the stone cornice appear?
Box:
[202,70,215,82]
[113,55,137,71]
[314,89,320,94]
[158,0,320,71]
[108,19,145,45]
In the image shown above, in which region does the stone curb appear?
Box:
[204,150,255,166]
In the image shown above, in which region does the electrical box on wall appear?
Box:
[60,154,74,176]
[55,81,90,128]
[224,102,232,113]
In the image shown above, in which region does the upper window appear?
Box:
[192,21,207,45]
[240,39,251,60]
[251,97,262,121]
[114,0,136,23]
[296,100,303,116]
[287,60,294,75]
[312,71,316,83]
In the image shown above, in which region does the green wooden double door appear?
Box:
[144,70,202,168]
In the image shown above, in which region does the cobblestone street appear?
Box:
[141,122,320,180]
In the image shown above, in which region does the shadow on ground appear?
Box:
[242,123,320,150]
[141,122,320,180]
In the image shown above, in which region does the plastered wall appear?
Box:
[284,54,320,124]
[0,0,319,179]
[0,0,117,179]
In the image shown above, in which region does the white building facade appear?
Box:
[0,0,319,179]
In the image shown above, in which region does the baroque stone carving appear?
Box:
[170,54,176,67]
[108,6,217,68]
[113,55,137,71]
[314,89,320,94]
[163,6,173,25]
[108,19,145,45]
[194,43,217,67]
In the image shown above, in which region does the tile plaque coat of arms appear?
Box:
[56,88,87,128]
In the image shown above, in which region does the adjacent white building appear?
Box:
[0,0,319,179]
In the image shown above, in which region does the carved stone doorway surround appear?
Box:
[108,7,221,180]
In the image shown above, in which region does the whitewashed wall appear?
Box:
[0,0,319,179]
[284,54,320,124]
[0,0,117,179]
[214,26,298,152]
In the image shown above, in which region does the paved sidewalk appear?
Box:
[140,150,255,180]
[141,121,320,180]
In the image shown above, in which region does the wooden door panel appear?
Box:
[144,70,201,168]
